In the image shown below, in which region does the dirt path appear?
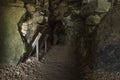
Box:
[40,45,78,80]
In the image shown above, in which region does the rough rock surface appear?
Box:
[94,5,120,72]
[0,57,42,80]
[0,4,25,64]
[0,45,92,80]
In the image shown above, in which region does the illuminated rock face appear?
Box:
[96,0,111,12]
[0,3,26,64]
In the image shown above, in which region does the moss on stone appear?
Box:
[0,5,26,64]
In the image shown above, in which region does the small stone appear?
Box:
[26,59,32,63]
[16,72,20,75]
[86,14,101,25]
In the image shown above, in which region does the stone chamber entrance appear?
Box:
[0,0,120,80]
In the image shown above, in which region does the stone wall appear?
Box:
[95,5,120,72]
[49,0,120,79]
[49,0,82,45]
[0,1,25,64]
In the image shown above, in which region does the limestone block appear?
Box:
[96,0,111,12]
[0,5,26,64]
